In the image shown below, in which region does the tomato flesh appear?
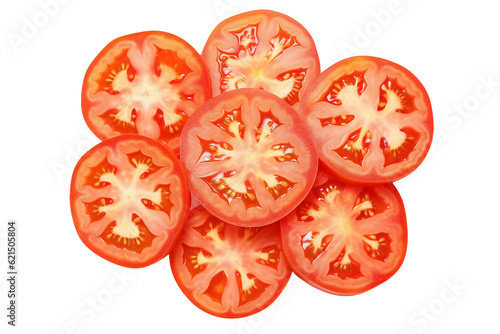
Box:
[280,168,407,295]
[82,31,211,154]
[70,135,190,268]
[170,206,291,318]
[202,10,320,110]
[181,88,318,227]
[301,56,433,183]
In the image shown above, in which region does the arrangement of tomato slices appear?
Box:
[202,10,320,110]
[300,56,433,184]
[71,9,433,319]
[169,206,291,318]
[180,88,318,227]
[81,31,211,154]
[70,135,190,268]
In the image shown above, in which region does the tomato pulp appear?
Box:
[70,135,190,268]
[202,10,320,110]
[300,56,433,183]
[280,168,407,295]
[82,31,211,154]
[181,88,318,227]
[170,206,291,318]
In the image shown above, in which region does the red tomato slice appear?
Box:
[82,31,211,154]
[169,206,291,318]
[202,10,320,111]
[280,168,407,295]
[300,56,433,183]
[180,88,318,227]
[70,135,190,268]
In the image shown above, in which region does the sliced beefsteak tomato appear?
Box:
[300,56,433,183]
[280,168,407,295]
[82,31,211,154]
[202,10,320,111]
[169,206,291,318]
[180,88,318,227]
[70,135,190,268]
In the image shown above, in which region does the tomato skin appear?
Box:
[202,10,320,111]
[170,206,291,318]
[300,56,433,184]
[82,31,211,155]
[280,168,407,296]
[180,88,318,227]
[70,135,190,268]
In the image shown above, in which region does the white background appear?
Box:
[1,0,499,333]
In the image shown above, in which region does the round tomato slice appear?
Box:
[180,88,318,227]
[70,135,190,268]
[202,10,320,111]
[280,168,407,295]
[82,31,211,154]
[169,206,291,318]
[300,56,433,183]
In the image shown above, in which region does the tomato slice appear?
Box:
[169,206,291,318]
[70,135,190,268]
[280,168,407,295]
[300,56,433,183]
[180,88,318,227]
[82,31,211,154]
[202,10,320,111]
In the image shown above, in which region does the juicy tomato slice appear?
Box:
[180,88,318,227]
[70,135,190,268]
[202,10,320,111]
[280,168,407,295]
[300,56,433,183]
[82,31,211,154]
[169,206,291,318]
